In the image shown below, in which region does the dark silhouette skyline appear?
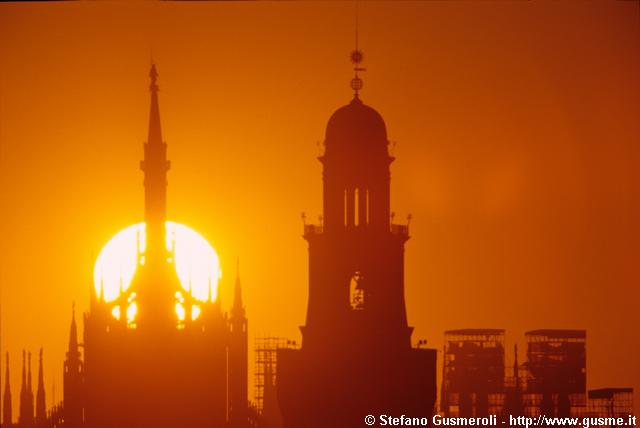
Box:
[1,1,639,422]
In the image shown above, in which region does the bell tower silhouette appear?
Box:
[304,61,410,352]
[277,42,437,428]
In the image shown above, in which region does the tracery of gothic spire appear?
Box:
[3,353,12,426]
[141,63,170,263]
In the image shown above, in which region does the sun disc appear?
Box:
[94,221,221,304]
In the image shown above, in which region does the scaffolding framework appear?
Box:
[253,336,297,413]
[442,329,506,417]
[588,388,634,419]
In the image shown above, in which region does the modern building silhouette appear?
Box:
[276,48,438,428]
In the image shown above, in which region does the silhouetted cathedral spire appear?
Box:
[69,304,78,352]
[20,350,26,422]
[132,63,183,329]
[81,65,250,428]
[231,258,245,318]
[36,349,46,425]
[19,350,34,426]
[229,258,248,426]
[28,352,34,411]
[64,305,83,428]
[141,63,170,262]
[3,353,12,426]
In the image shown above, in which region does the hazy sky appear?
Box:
[1,1,639,414]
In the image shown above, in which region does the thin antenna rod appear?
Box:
[355,3,359,52]
[350,3,365,97]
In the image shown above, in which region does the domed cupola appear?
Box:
[318,45,394,233]
[324,96,388,156]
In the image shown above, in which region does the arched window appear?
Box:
[366,189,370,225]
[354,188,359,226]
[350,271,364,310]
[343,189,348,226]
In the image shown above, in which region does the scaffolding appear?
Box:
[442,329,506,417]
[524,329,587,417]
[253,336,297,413]
[588,388,634,419]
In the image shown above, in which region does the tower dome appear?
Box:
[324,96,388,154]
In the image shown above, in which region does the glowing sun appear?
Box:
[94,221,221,304]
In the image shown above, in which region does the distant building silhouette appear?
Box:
[438,328,634,420]
[524,329,586,417]
[277,47,437,427]
[588,388,634,420]
[253,336,296,427]
[440,329,506,417]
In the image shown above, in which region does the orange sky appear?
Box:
[1,1,639,414]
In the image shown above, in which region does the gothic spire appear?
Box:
[69,303,78,353]
[20,350,26,396]
[27,352,32,393]
[140,63,170,262]
[147,63,163,146]
[3,353,12,426]
[27,351,34,417]
[36,348,46,424]
[231,258,245,319]
[90,275,97,310]
[19,350,34,426]
[19,350,29,425]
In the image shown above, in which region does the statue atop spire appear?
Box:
[3,353,12,426]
